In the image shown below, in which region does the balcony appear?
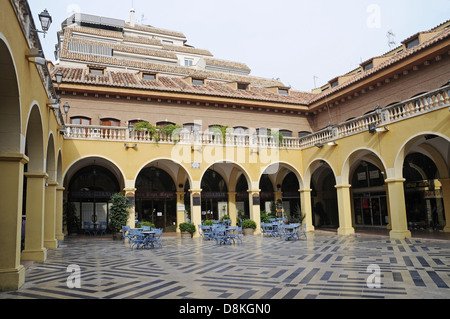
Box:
[63,84,450,150]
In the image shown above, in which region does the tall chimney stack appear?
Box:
[130,8,136,27]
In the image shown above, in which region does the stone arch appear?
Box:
[341,148,388,185]
[25,103,44,173]
[45,133,56,182]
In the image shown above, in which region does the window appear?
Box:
[156,121,175,129]
[238,83,248,90]
[101,118,120,127]
[278,88,289,96]
[406,38,420,50]
[331,80,339,88]
[363,62,373,72]
[183,123,201,132]
[233,127,248,134]
[185,58,194,67]
[142,73,156,81]
[89,68,104,76]
[71,117,91,125]
[298,131,311,138]
[192,78,205,86]
[162,40,173,45]
[279,130,292,137]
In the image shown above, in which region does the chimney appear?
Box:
[130,8,136,27]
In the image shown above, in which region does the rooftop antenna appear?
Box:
[387,30,396,49]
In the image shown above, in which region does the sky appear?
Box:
[29,0,450,92]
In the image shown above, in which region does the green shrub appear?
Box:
[242,219,257,230]
[109,193,130,233]
[179,222,196,234]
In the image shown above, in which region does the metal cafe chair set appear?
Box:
[83,221,108,236]
[122,226,163,249]
[199,224,243,245]
[261,221,307,242]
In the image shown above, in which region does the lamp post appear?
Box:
[55,70,63,87]
[31,9,52,38]
[63,102,70,123]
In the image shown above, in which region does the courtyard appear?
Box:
[1,231,449,300]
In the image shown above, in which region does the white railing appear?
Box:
[64,85,450,149]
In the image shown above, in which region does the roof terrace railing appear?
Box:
[64,84,450,149]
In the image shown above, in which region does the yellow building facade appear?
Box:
[0,0,449,292]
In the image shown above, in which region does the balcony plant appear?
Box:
[109,193,131,240]
[161,124,182,143]
[179,222,196,238]
[133,121,160,142]
[242,219,257,236]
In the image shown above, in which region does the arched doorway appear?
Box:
[135,166,177,231]
[282,172,301,221]
[68,164,120,231]
[259,174,275,213]
[351,161,388,227]
[310,162,338,228]
[404,152,445,230]
[201,168,228,221]
[64,157,124,234]
[235,174,250,219]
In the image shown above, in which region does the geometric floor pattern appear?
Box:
[1,231,450,300]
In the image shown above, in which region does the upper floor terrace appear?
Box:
[63,83,450,150]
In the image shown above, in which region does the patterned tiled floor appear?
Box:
[2,231,450,299]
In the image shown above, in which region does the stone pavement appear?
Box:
[1,231,450,300]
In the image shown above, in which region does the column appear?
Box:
[0,154,27,291]
[44,181,58,249]
[21,172,48,263]
[439,178,450,232]
[176,191,186,233]
[300,188,315,232]
[55,187,65,240]
[335,184,355,236]
[248,189,261,235]
[190,189,202,238]
[124,188,136,228]
[385,178,411,239]
[228,192,237,226]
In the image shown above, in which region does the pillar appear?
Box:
[439,178,450,232]
[21,172,48,263]
[228,192,237,226]
[44,181,58,249]
[248,189,261,235]
[335,184,355,236]
[190,189,202,238]
[300,188,315,232]
[385,178,411,239]
[55,187,65,240]
[0,154,28,291]
[124,188,136,228]
[176,191,186,232]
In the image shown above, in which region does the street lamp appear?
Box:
[31,9,53,38]
[55,70,63,86]
[63,102,70,123]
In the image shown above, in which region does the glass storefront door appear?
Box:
[354,195,388,226]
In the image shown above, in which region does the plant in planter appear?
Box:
[109,193,131,240]
[242,219,257,236]
[64,201,79,235]
[161,124,183,143]
[133,121,160,142]
[179,222,196,238]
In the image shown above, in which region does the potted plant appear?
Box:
[179,222,196,238]
[109,193,131,240]
[64,201,79,235]
[242,219,257,236]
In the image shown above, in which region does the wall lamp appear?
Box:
[30,9,52,38]
[191,146,203,152]
[315,143,324,149]
[47,98,60,110]
[125,143,138,149]
[327,141,338,146]
[369,124,389,134]
[250,148,261,154]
